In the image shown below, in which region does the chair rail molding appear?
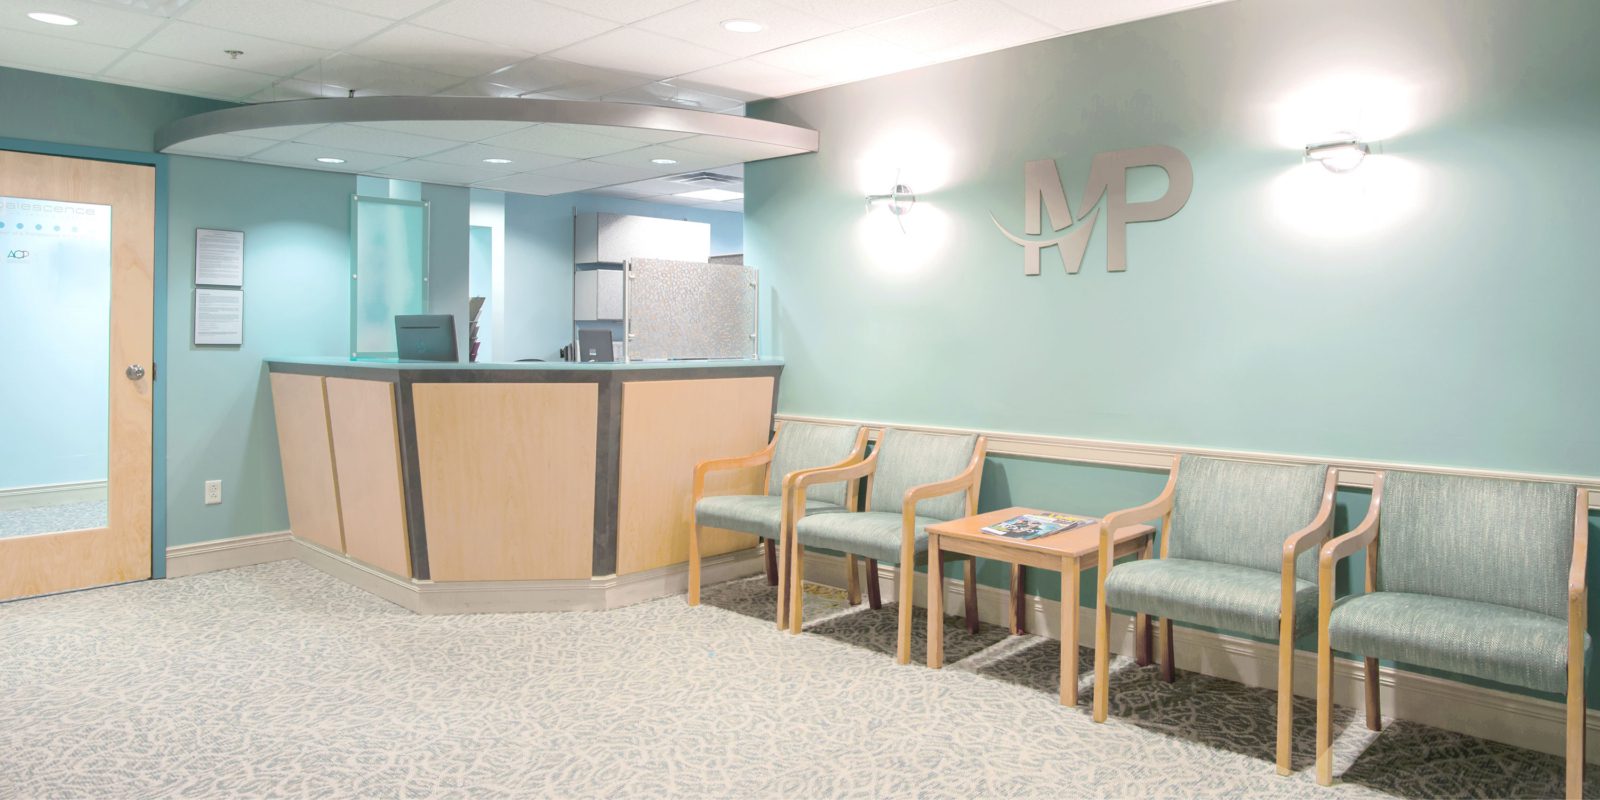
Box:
[773,413,1600,505]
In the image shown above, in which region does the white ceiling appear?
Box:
[0,0,1231,203]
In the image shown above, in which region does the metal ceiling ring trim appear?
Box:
[154,96,819,153]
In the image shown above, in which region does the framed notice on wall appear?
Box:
[194,287,244,346]
[195,228,243,287]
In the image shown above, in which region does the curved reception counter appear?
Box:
[265,357,782,613]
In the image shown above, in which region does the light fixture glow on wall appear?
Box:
[721,19,763,33]
[27,11,78,25]
[1304,135,1370,173]
[865,183,916,232]
[315,156,346,164]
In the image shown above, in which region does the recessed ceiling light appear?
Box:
[315,157,346,164]
[676,188,742,202]
[27,11,79,25]
[482,158,513,164]
[720,18,763,33]
[651,158,678,165]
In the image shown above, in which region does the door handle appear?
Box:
[125,363,146,381]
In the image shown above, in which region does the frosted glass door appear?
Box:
[351,195,429,357]
[0,195,111,537]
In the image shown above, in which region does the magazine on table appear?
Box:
[980,512,1099,540]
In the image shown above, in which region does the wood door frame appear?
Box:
[0,136,169,583]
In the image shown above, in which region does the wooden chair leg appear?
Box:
[775,532,789,630]
[763,539,779,586]
[895,558,914,664]
[1134,613,1152,666]
[1092,584,1112,723]
[1276,632,1295,776]
[687,520,702,606]
[788,540,805,634]
[845,554,861,606]
[1159,618,1175,683]
[1010,564,1026,635]
[1364,657,1382,731]
[1568,644,1585,800]
[1315,632,1335,786]
[866,559,882,609]
[963,558,979,634]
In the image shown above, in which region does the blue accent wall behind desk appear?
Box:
[745,0,1600,703]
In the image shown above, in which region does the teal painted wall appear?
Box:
[745,0,1600,702]
[502,193,744,361]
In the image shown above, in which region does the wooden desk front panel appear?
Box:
[616,377,774,575]
[268,372,345,554]
[325,378,411,578]
[412,383,597,581]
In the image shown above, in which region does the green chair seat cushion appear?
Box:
[1327,591,1588,694]
[794,510,938,564]
[695,495,848,541]
[1104,558,1316,640]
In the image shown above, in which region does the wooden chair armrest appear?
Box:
[1099,455,1180,576]
[1318,471,1385,600]
[1571,488,1589,601]
[1282,470,1340,575]
[901,445,986,511]
[692,440,776,503]
[794,451,878,492]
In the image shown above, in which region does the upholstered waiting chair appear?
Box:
[1316,472,1589,798]
[690,421,867,628]
[789,429,989,664]
[1092,454,1336,775]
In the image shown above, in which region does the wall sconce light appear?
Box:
[1304,134,1370,173]
[865,183,916,231]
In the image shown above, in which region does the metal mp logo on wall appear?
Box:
[992,145,1193,275]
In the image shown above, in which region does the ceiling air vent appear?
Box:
[670,172,740,186]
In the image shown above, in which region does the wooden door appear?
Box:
[0,150,155,600]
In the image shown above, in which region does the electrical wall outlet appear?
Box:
[204,480,222,505]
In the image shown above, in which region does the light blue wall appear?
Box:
[422,183,470,354]
[501,193,743,361]
[469,225,493,360]
[746,0,1600,702]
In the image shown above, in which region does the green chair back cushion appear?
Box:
[1168,455,1329,581]
[767,422,863,506]
[868,429,979,521]
[1377,471,1577,618]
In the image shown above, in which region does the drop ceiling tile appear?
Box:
[472,172,598,196]
[997,0,1215,32]
[349,24,531,78]
[245,79,348,102]
[426,143,571,170]
[137,21,329,76]
[546,27,732,78]
[584,185,661,199]
[607,176,698,196]
[479,123,646,159]
[297,123,461,157]
[0,0,168,47]
[537,0,694,24]
[0,26,125,74]
[311,0,440,19]
[773,0,954,28]
[435,77,524,97]
[164,132,280,157]
[633,0,838,58]
[103,52,279,100]
[179,0,392,50]
[413,0,615,55]
[527,159,659,185]
[568,124,694,146]
[675,59,820,100]
[590,143,738,174]
[602,82,746,113]
[860,0,1059,62]
[485,57,654,98]
[668,134,802,162]
[352,120,533,142]
[752,29,929,82]
[248,141,403,173]
[295,53,463,95]
[373,159,512,185]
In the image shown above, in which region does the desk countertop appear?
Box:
[267,356,784,372]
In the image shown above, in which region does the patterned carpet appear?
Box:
[0,560,1591,798]
[0,499,107,539]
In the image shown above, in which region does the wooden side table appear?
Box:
[926,507,1156,707]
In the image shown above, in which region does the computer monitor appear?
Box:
[576,328,614,363]
[395,314,457,362]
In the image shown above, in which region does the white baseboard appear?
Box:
[165,530,294,578]
[0,480,107,511]
[800,551,1598,762]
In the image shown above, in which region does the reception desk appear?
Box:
[265,357,783,613]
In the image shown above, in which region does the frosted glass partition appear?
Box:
[351,195,429,357]
[624,258,757,361]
